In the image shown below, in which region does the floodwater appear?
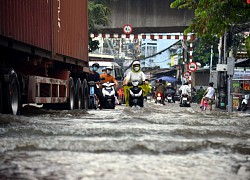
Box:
[0,101,249,180]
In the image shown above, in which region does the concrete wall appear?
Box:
[99,0,194,34]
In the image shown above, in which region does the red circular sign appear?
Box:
[187,62,198,72]
[183,71,190,78]
[123,24,133,34]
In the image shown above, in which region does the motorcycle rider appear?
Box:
[123,61,148,106]
[123,61,146,85]
[87,63,104,109]
[179,81,191,103]
[200,82,215,111]
[101,66,118,86]
[101,66,120,105]
[166,83,176,103]
[155,79,166,105]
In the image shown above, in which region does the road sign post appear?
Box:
[183,71,190,80]
[122,24,133,35]
[187,62,198,72]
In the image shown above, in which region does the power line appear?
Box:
[144,40,181,60]
[125,40,182,71]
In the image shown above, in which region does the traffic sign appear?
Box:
[183,71,190,78]
[123,24,133,34]
[187,62,198,72]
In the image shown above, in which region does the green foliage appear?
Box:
[170,0,250,38]
[88,0,111,52]
[246,36,250,57]
[89,37,99,53]
[192,35,219,66]
[196,89,206,104]
[88,0,111,32]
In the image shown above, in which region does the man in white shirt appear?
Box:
[200,82,215,111]
[179,82,191,96]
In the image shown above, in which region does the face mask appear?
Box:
[134,67,140,72]
[106,70,111,74]
[93,66,98,72]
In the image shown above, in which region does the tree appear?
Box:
[170,0,250,37]
[170,1,250,64]
[88,0,111,52]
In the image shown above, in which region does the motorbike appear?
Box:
[166,93,173,103]
[128,81,144,107]
[88,81,99,109]
[155,92,165,105]
[102,82,116,109]
[201,98,209,111]
[238,94,249,111]
[179,93,191,107]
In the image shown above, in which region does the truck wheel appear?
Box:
[82,79,88,111]
[75,78,83,109]
[68,77,75,110]
[2,69,21,115]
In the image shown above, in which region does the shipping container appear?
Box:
[0,0,89,115]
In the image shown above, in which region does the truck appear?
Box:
[0,0,89,115]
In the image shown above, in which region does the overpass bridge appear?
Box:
[95,0,194,35]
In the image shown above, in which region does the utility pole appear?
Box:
[210,45,213,81]
[218,33,227,109]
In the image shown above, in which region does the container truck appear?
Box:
[0,0,89,115]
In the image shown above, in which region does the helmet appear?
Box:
[102,67,106,72]
[106,66,112,75]
[132,61,140,72]
[132,61,140,66]
[167,83,171,86]
[92,63,99,68]
[105,66,113,70]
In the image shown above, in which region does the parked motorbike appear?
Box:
[238,94,249,111]
[179,93,191,107]
[102,82,116,109]
[88,81,99,109]
[128,81,144,107]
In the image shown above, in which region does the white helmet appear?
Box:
[167,83,171,86]
[105,66,113,70]
[132,61,140,66]
[132,61,140,72]
[106,66,112,75]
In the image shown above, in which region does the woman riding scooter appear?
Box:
[123,61,149,107]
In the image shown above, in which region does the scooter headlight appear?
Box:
[132,81,139,86]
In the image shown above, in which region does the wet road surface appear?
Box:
[0,101,250,179]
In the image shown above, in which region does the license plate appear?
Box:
[183,97,187,101]
[157,97,161,100]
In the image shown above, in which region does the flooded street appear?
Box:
[0,101,250,180]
